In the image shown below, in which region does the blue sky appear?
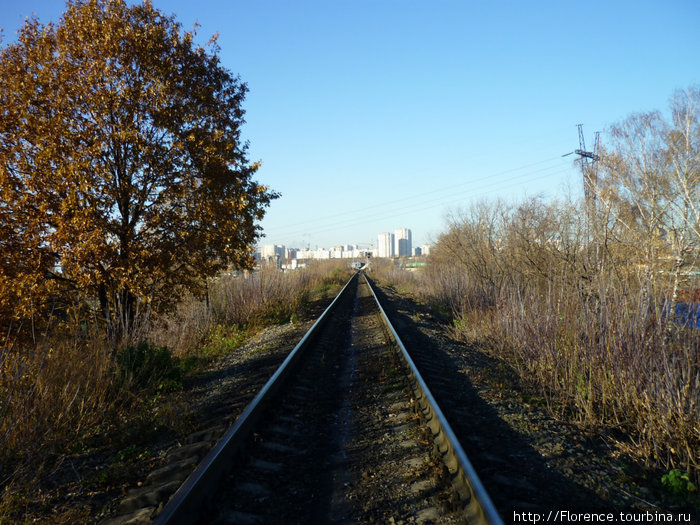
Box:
[2,1,698,249]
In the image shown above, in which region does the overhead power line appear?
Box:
[281,168,571,239]
[268,155,569,236]
[262,156,571,242]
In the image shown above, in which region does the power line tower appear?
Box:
[564,124,600,210]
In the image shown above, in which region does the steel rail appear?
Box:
[153,271,359,525]
[363,272,504,525]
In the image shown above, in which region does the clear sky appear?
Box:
[2,1,698,249]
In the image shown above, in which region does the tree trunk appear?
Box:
[118,287,136,340]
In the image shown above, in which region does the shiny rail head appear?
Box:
[361,272,504,525]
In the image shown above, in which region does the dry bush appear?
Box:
[378,193,698,479]
[368,258,420,295]
[149,294,214,358]
[494,281,699,476]
[430,87,700,477]
[0,295,172,506]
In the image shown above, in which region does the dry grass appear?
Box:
[0,328,118,482]
[150,261,351,357]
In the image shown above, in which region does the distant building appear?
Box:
[377,232,394,258]
[421,244,432,256]
[261,244,285,260]
[414,246,422,256]
[281,259,300,271]
[295,248,313,260]
[394,228,412,257]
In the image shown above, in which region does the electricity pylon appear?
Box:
[563,124,600,210]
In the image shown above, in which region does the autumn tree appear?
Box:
[0,0,277,338]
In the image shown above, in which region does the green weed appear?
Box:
[200,324,247,357]
[661,469,697,496]
[115,341,183,393]
[114,443,149,463]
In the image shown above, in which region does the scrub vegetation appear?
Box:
[375,86,699,484]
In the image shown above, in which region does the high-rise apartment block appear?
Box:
[261,244,286,259]
[257,231,419,264]
[394,228,412,257]
[377,232,394,258]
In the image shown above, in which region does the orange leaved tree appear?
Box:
[0,0,277,341]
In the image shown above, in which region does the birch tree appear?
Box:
[596,86,699,309]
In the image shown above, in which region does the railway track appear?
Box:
[110,271,503,524]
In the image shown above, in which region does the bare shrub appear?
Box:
[495,276,698,476]
[378,191,698,479]
[398,88,700,478]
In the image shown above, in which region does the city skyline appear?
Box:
[258,227,427,258]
